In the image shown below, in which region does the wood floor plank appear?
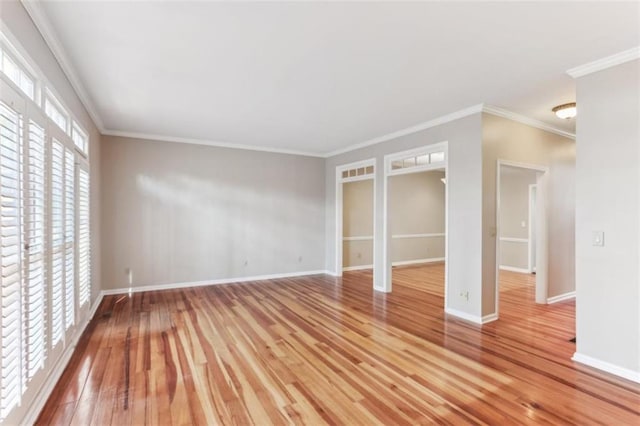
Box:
[36,264,640,425]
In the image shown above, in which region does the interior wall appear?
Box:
[499,167,537,271]
[389,170,446,263]
[482,114,576,315]
[326,113,484,317]
[1,1,102,304]
[342,179,374,268]
[574,59,639,378]
[101,136,326,290]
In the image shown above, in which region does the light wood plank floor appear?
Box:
[37,264,640,425]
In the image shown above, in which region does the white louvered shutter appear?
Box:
[24,120,46,378]
[50,140,64,346]
[63,149,74,328]
[0,100,23,417]
[78,168,89,307]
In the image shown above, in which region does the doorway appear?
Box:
[382,143,449,301]
[496,160,549,313]
[335,159,376,285]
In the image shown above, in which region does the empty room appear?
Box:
[0,1,639,425]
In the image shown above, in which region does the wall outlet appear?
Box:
[244,260,248,266]
[298,256,303,262]
[521,220,527,228]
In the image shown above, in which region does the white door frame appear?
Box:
[496,159,549,314]
[382,142,449,302]
[335,158,376,281]
[528,184,537,274]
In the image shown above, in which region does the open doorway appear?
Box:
[496,160,549,313]
[335,159,376,286]
[382,143,449,303]
[388,169,446,301]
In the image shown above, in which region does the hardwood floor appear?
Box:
[37,264,640,425]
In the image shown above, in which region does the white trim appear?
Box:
[343,236,374,242]
[567,47,640,78]
[499,265,531,274]
[482,105,575,140]
[481,313,499,324]
[499,237,528,243]
[528,184,537,274]
[444,308,499,325]
[101,269,330,295]
[392,257,444,267]
[21,0,105,131]
[572,352,640,384]
[326,105,482,157]
[103,129,324,158]
[444,308,481,324]
[546,291,575,304]
[21,292,104,425]
[342,264,373,272]
[392,233,445,239]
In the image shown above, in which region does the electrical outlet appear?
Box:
[459,291,469,301]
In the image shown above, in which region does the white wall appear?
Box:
[482,114,576,315]
[574,59,639,380]
[326,114,484,318]
[101,136,326,290]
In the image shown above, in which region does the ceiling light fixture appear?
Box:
[552,102,577,120]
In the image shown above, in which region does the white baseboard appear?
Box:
[547,291,576,304]
[572,352,640,383]
[481,312,499,323]
[445,308,482,324]
[342,264,373,271]
[392,257,445,267]
[102,269,330,295]
[445,308,498,325]
[499,265,530,274]
[21,292,105,425]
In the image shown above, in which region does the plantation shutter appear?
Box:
[77,168,89,307]
[0,100,23,417]
[64,149,74,328]
[50,140,64,346]
[24,120,46,378]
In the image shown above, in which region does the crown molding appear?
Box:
[567,47,640,79]
[102,129,325,158]
[482,105,576,140]
[21,0,105,131]
[325,104,484,158]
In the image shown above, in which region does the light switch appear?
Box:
[592,231,605,247]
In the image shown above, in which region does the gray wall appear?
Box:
[326,114,484,317]
[499,167,537,271]
[389,170,446,262]
[342,179,374,268]
[575,59,639,376]
[101,136,326,290]
[2,0,102,304]
[482,114,576,315]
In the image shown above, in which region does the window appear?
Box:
[78,169,90,306]
[0,28,91,423]
[44,91,68,133]
[388,149,446,173]
[0,100,24,418]
[340,164,375,180]
[71,121,88,154]
[0,46,35,101]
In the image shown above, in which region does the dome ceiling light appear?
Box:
[552,102,577,119]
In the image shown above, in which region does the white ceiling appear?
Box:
[35,1,639,156]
